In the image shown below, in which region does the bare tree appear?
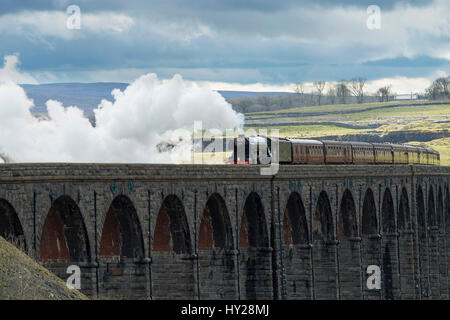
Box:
[313,81,326,105]
[0,153,11,163]
[335,80,349,104]
[426,77,450,100]
[293,82,305,104]
[327,86,336,104]
[294,82,304,96]
[256,95,271,107]
[349,78,366,103]
[229,96,253,113]
[376,85,392,102]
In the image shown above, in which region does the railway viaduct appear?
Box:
[0,163,449,300]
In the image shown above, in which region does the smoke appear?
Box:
[0,55,37,84]
[0,58,243,163]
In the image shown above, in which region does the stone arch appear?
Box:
[361,188,381,299]
[417,186,427,239]
[446,186,449,222]
[446,185,450,229]
[312,190,337,299]
[428,186,436,228]
[98,195,146,299]
[152,194,194,299]
[417,185,430,298]
[381,188,398,299]
[198,193,236,299]
[239,192,272,300]
[40,195,91,262]
[338,189,358,239]
[153,195,191,254]
[99,195,144,259]
[446,186,450,231]
[338,189,361,299]
[446,186,450,296]
[436,186,448,299]
[383,245,394,299]
[283,192,311,299]
[362,188,377,235]
[437,187,443,228]
[427,185,440,298]
[199,193,233,250]
[398,187,410,231]
[0,199,26,251]
[283,192,308,245]
[382,188,395,234]
[446,186,450,229]
[239,192,268,248]
[397,187,415,298]
[313,191,334,241]
[442,185,450,296]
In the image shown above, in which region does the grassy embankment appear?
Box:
[0,236,87,300]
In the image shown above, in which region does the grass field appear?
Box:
[246,102,450,124]
[246,100,450,116]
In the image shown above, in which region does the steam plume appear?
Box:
[0,57,243,163]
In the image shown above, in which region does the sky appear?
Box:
[0,0,449,93]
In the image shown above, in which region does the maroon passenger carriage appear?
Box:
[227,136,440,166]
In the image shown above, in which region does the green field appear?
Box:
[244,100,450,165]
[247,100,450,116]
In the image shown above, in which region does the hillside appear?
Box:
[0,237,87,300]
[21,83,129,115]
[20,83,281,116]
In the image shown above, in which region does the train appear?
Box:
[226,136,440,165]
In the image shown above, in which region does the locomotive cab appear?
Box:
[226,135,273,164]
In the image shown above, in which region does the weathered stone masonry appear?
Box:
[0,163,449,300]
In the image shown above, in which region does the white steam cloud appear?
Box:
[0,55,37,84]
[0,58,243,163]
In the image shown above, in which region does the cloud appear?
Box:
[0,10,134,41]
[0,54,37,84]
[365,76,432,94]
[0,1,448,85]
[0,0,436,15]
[192,73,435,94]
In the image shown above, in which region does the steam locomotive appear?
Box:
[227,136,440,165]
